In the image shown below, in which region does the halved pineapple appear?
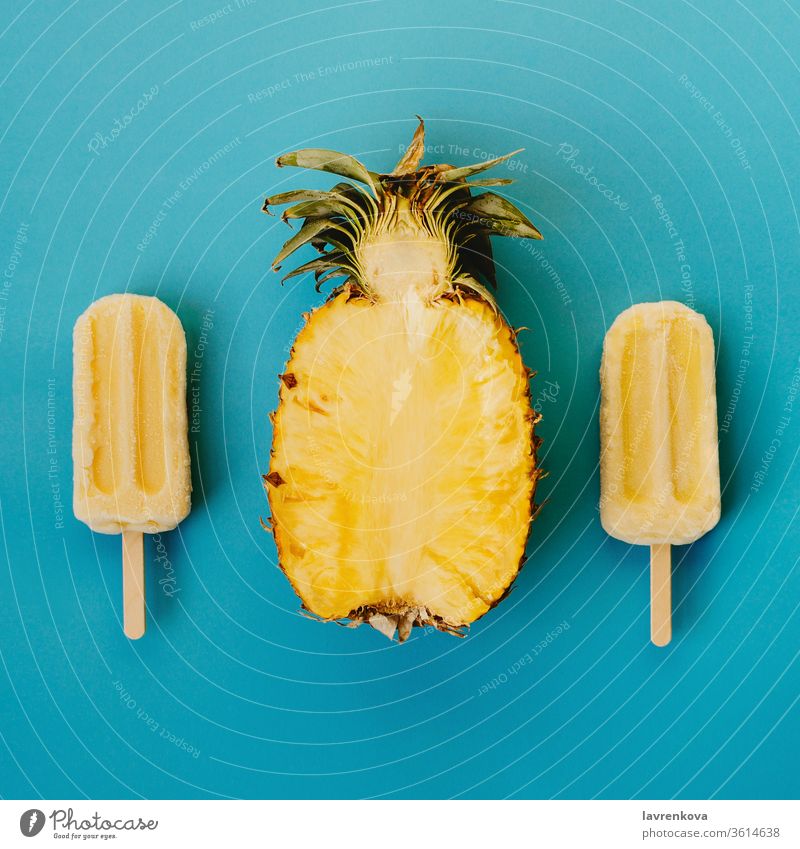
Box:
[263,119,543,640]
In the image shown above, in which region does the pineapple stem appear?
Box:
[263,118,542,299]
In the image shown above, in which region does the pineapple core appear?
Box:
[359,201,451,301]
[269,290,535,628]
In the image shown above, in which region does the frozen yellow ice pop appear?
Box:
[73,294,191,639]
[600,301,720,645]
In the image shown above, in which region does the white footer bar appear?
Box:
[3,799,796,847]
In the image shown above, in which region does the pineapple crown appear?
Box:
[262,117,542,301]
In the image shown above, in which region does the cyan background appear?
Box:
[1,0,798,800]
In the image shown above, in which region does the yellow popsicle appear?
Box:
[599,301,721,644]
[72,294,191,637]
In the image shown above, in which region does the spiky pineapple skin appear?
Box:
[265,286,540,638]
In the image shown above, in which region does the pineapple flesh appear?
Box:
[263,119,543,640]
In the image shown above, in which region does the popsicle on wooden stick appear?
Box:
[599,301,721,646]
[73,294,192,639]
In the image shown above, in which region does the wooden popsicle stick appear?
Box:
[122,531,145,640]
[650,543,672,647]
